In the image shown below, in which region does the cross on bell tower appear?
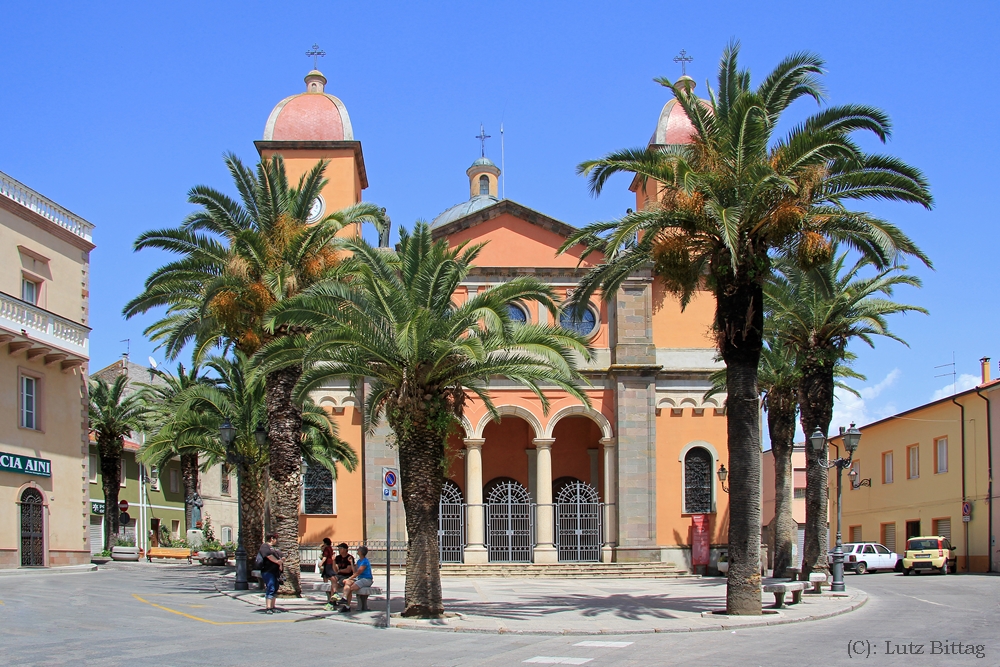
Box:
[306,43,326,70]
[673,49,693,76]
[475,124,491,157]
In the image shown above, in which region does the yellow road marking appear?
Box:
[132,594,296,625]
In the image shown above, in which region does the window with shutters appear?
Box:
[881,522,896,553]
[221,526,233,543]
[849,525,863,542]
[934,437,948,474]
[120,459,127,487]
[907,445,919,479]
[882,451,893,484]
[682,447,713,513]
[932,517,951,541]
[19,373,41,430]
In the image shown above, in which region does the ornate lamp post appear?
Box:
[811,423,862,593]
[219,419,248,590]
[716,464,730,493]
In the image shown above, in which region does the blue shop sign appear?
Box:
[0,451,51,477]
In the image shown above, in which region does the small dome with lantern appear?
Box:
[430,155,501,228]
[263,70,354,142]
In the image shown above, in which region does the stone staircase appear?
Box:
[360,562,692,578]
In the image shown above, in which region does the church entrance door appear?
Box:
[485,479,532,562]
[555,480,602,562]
[439,480,465,563]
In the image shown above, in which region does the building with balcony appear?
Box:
[0,169,94,568]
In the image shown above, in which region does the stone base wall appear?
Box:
[0,548,16,568]
[48,550,91,566]
[659,545,726,575]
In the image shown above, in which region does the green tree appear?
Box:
[257,222,591,617]
[766,252,925,577]
[88,375,149,551]
[562,43,931,613]
[139,363,214,531]
[139,352,356,576]
[124,154,385,594]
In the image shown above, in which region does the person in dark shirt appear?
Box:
[325,543,355,610]
[258,533,283,614]
[320,538,335,605]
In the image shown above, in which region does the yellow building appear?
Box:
[830,363,994,572]
[0,169,94,568]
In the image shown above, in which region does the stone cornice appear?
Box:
[253,140,368,190]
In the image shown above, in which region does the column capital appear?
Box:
[600,437,616,448]
[532,438,556,450]
[463,438,485,450]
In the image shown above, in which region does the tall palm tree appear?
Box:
[257,222,592,617]
[767,252,926,577]
[88,375,149,550]
[139,352,357,581]
[561,43,931,613]
[124,154,385,593]
[139,363,214,531]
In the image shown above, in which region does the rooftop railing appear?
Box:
[0,170,94,242]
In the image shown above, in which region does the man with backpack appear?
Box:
[256,534,283,614]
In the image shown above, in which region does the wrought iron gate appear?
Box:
[555,481,602,562]
[20,488,44,567]
[485,480,532,562]
[438,480,465,563]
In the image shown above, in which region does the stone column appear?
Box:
[463,438,488,564]
[532,438,558,563]
[601,437,618,563]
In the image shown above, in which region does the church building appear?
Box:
[259,68,730,570]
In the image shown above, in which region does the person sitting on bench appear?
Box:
[340,545,372,613]
[324,542,355,610]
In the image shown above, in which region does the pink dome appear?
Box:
[650,78,711,146]
[263,71,354,142]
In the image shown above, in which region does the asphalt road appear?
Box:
[1,565,996,666]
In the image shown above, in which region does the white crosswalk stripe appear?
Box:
[573,641,633,648]
[523,658,593,665]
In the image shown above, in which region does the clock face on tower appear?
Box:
[306,195,326,223]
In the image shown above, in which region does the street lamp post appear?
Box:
[220,420,248,591]
[810,423,862,593]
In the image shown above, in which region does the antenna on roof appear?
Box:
[935,352,957,396]
[500,122,505,200]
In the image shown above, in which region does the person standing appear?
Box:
[340,545,372,613]
[320,538,336,607]
[258,533,283,614]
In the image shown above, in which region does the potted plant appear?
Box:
[111,537,140,561]
[196,539,228,566]
[717,551,729,576]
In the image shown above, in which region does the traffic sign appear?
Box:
[119,511,131,526]
[119,499,129,512]
[963,501,972,517]
[382,467,399,502]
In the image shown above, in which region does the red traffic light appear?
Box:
[118,500,129,512]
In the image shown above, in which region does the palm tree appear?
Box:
[767,252,926,577]
[139,352,357,581]
[257,222,592,617]
[124,153,385,593]
[561,43,931,613]
[139,363,214,531]
[88,375,149,551]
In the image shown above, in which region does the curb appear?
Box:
[213,576,868,635]
[0,564,97,577]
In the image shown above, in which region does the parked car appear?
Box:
[902,536,958,575]
[827,542,899,574]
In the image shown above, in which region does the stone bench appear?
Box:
[147,547,192,563]
[320,581,383,611]
[808,572,830,594]
[762,581,809,608]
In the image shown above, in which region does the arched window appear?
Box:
[20,488,44,566]
[479,174,490,195]
[507,303,528,324]
[683,447,713,513]
[559,307,597,336]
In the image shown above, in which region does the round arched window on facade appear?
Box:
[507,303,528,324]
[559,306,597,336]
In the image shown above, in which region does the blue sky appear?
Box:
[2,1,997,432]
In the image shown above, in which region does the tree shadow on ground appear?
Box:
[440,592,722,621]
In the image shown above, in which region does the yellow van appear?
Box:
[902,536,958,575]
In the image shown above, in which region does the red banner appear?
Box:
[691,514,710,566]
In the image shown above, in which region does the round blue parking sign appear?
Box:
[384,470,397,487]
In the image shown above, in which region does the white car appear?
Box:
[828,542,899,574]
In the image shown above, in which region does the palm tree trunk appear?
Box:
[239,464,266,577]
[394,420,445,618]
[799,358,835,577]
[181,452,199,530]
[768,389,797,578]
[716,267,765,615]
[98,437,123,550]
[265,366,304,596]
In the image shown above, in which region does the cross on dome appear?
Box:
[673,49,693,76]
[306,43,326,69]
[475,124,491,158]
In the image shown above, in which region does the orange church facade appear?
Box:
[260,68,730,569]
